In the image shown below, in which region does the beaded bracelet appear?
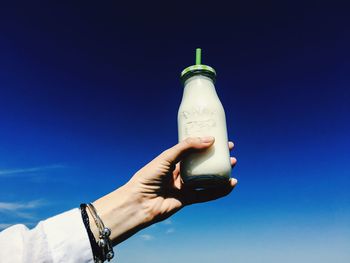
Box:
[87,203,114,262]
[80,203,114,262]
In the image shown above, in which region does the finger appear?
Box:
[230,178,238,187]
[173,163,180,174]
[173,172,182,190]
[183,178,238,205]
[172,162,182,190]
[230,157,237,166]
[228,141,234,150]
[160,137,215,164]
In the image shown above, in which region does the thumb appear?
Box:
[160,136,215,164]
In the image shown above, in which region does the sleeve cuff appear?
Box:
[43,208,94,263]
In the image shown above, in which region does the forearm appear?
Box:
[89,182,152,246]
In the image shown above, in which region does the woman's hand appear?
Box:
[92,137,237,245]
[128,136,237,223]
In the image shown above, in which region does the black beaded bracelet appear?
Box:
[80,204,105,263]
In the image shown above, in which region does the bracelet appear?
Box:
[87,203,115,262]
[80,204,105,263]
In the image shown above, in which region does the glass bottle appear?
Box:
[178,48,231,188]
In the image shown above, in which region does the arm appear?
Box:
[0,137,237,262]
[90,136,238,246]
[0,209,93,263]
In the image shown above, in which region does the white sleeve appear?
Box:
[0,208,94,263]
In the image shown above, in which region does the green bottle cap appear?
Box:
[180,48,216,84]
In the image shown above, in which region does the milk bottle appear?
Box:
[178,48,231,188]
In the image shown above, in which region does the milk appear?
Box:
[178,49,231,188]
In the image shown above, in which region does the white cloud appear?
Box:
[0,200,45,219]
[0,222,36,231]
[166,228,175,234]
[162,219,172,225]
[0,223,13,230]
[0,164,65,177]
[0,200,44,211]
[140,234,154,241]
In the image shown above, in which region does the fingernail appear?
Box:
[200,136,215,143]
[230,178,238,186]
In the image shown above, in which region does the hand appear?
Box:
[127,136,238,223]
[92,137,237,245]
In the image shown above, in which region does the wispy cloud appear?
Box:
[0,222,36,231]
[0,200,44,211]
[0,164,65,177]
[0,200,46,220]
[0,223,13,230]
[162,219,172,225]
[140,234,154,241]
[166,228,175,234]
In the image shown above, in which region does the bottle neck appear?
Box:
[183,75,217,98]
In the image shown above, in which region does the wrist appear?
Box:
[91,182,151,246]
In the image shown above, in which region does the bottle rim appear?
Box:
[180,65,216,84]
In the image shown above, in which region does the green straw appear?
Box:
[196,48,201,65]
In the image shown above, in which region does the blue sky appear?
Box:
[0,1,349,262]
